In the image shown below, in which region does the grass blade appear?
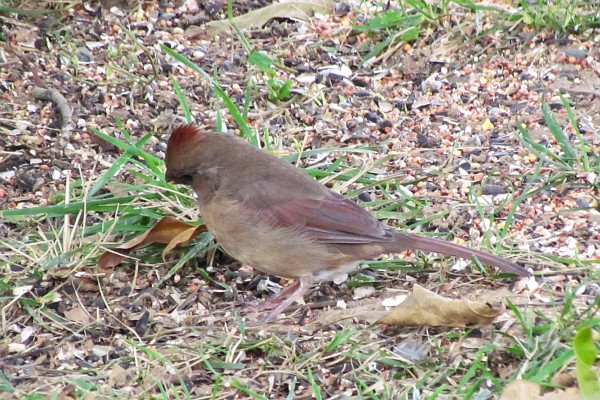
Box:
[162,45,253,138]
[514,119,572,169]
[560,93,591,171]
[542,98,577,166]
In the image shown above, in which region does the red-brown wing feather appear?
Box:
[269,196,394,244]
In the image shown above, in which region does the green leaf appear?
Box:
[354,10,422,32]
[0,193,160,219]
[248,51,276,73]
[307,368,322,400]
[574,328,600,400]
[325,329,356,352]
[400,27,420,41]
[0,6,55,16]
[527,349,574,381]
[0,371,15,392]
[278,79,292,100]
[346,273,376,288]
[267,79,292,101]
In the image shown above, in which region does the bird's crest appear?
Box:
[166,124,204,165]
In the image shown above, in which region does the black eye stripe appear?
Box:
[178,174,193,185]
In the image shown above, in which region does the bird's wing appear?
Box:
[267,194,395,244]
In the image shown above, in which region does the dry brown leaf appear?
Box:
[108,363,131,388]
[501,380,581,400]
[377,284,504,327]
[63,306,92,325]
[202,0,335,36]
[98,216,206,271]
[541,388,581,400]
[501,380,542,400]
[312,297,387,326]
[54,384,77,400]
[163,225,206,255]
[70,276,99,292]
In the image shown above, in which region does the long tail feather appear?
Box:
[388,232,530,276]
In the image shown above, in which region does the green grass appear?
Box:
[353,0,600,62]
[515,95,598,176]
[0,114,582,392]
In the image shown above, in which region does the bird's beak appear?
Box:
[165,170,193,185]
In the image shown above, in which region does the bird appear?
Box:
[165,124,530,322]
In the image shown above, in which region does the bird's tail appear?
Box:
[385,232,530,277]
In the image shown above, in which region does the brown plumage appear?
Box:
[165,124,529,322]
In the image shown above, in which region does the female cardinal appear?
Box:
[165,125,529,322]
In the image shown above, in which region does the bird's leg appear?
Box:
[243,279,302,313]
[261,276,313,322]
[243,276,314,321]
[244,279,300,312]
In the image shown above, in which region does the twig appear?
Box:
[553,85,600,97]
[33,87,73,138]
[5,43,73,138]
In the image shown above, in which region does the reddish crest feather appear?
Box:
[166,124,203,165]
[168,124,202,148]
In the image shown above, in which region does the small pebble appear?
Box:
[563,48,587,61]
[358,192,372,202]
[110,6,125,17]
[482,185,507,195]
[575,198,589,208]
[334,2,352,17]
[76,48,94,63]
[377,120,393,131]
[365,112,378,123]
[425,182,440,191]
[352,78,369,87]
[222,60,234,71]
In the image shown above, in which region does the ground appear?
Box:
[0,0,599,399]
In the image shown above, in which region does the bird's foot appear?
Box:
[241,277,313,323]
[242,279,302,313]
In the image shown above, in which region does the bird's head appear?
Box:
[164,124,207,186]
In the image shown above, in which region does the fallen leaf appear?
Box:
[377,285,504,327]
[501,381,542,400]
[12,285,33,297]
[98,216,206,272]
[108,363,131,388]
[8,343,26,353]
[313,286,508,328]
[312,297,386,326]
[163,223,207,255]
[500,380,581,400]
[70,276,99,292]
[54,384,77,400]
[201,0,335,36]
[543,388,581,400]
[482,118,494,130]
[14,28,36,44]
[63,306,92,325]
[352,286,375,300]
